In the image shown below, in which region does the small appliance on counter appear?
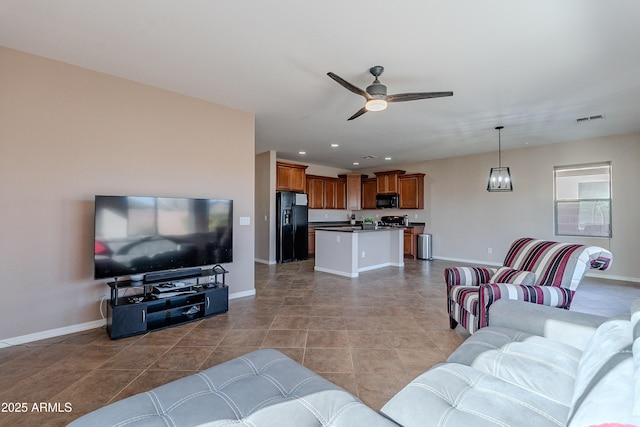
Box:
[379,215,407,227]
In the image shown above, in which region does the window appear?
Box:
[554,163,611,237]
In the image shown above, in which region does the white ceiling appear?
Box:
[2,1,639,170]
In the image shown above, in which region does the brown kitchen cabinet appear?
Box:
[308,227,316,255]
[404,226,425,259]
[399,173,425,209]
[276,162,307,193]
[361,178,377,209]
[306,175,325,209]
[306,175,346,209]
[375,170,405,194]
[325,178,337,209]
[341,174,365,211]
[335,178,346,210]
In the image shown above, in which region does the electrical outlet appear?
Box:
[488,247,493,254]
[361,251,366,258]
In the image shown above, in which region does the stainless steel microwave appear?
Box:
[376,193,399,209]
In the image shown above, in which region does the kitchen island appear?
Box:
[313,226,404,277]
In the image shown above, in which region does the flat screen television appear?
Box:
[94,195,232,280]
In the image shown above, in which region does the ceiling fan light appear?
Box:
[365,98,387,112]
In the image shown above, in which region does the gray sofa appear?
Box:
[69,299,640,426]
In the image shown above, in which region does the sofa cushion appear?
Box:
[481,283,574,309]
[448,326,582,407]
[567,319,637,426]
[381,363,569,427]
[490,267,536,285]
[68,349,397,427]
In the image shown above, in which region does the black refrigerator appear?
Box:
[276,191,308,263]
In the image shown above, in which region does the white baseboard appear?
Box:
[0,319,105,349]
[314,266,358,278]
[229,289,256,299]
[255,258,276,265]
[358,262,391,272]
[433,255,502,267]
[1,288,257,348]
[585,271,640,283]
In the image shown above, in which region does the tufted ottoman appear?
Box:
[68,348,397,427]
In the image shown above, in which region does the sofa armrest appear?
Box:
[487,299,609,350]
[444,267,496,292]
[476,283,574,330]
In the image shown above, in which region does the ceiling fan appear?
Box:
[327,65,453,121]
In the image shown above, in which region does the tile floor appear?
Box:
[0,258,638,426]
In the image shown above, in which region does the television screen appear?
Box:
[94,195,232,280]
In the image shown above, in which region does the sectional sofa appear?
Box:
[69,298,639,426]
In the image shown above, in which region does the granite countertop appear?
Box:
[310,221,425,229]
[314,225,406,233]
[308,221,351,228]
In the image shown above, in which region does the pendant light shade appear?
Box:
[487,126,513,192]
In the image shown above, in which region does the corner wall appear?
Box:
[255,151,275,263]
[0,47,256,341]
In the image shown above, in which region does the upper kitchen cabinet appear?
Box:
[361,178,377,209]
[335,177,346,210]
[276,161,308,193]
[340,174,366,211]
[375,170,405,194]
[306,175,325,208]
[325,178,338,209]
[306,175,346,209]
[399,173,425,209]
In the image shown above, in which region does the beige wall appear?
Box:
[255,151,275,263]
[0,47,256,341]
[359,132,640,281]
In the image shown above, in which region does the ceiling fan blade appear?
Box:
[347,107,368,121]
[327,72,370,99]
[387,91,453,103]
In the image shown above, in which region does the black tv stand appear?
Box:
[106,267,229,339]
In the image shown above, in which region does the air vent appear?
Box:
[362,155,379,160]
[576,114,605,123]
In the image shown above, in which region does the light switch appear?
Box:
[239,217,251,225]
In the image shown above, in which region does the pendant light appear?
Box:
[487,126,513,192]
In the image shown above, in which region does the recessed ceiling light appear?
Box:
[353,162,360,166]
[298,151,306,155]
[330,143,339,148]
[385,157,392,160]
